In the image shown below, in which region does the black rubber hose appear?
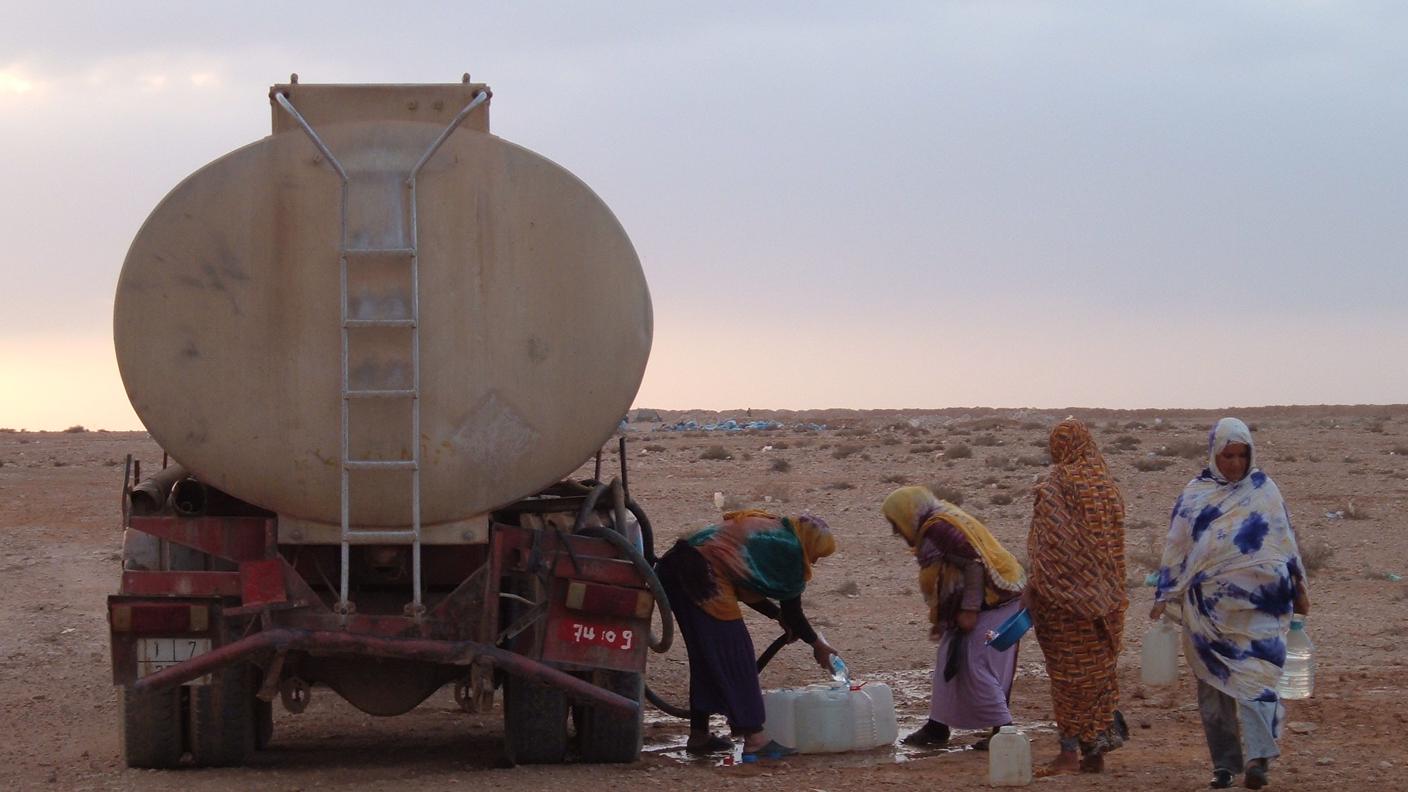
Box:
[626,498,657,566]
[576,525,673,655]
[645,685,690,719]
[571,482,611,535]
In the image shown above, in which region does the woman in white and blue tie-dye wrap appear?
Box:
[1150,417,1309,790]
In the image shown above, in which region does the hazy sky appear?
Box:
[2,1,1406,430]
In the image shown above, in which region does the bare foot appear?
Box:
[1035,751,1082,777]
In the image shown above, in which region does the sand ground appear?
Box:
[2,405,1405,791]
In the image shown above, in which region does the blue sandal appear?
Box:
[741,740,798,762]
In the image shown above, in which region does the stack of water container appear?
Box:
[762,658,899,753]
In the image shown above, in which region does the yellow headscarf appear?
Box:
[882,485,1026,598]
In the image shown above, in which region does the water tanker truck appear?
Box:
[106,75,668,768]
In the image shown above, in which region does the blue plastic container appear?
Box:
[986,608,1032,651]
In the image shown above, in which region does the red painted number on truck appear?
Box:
[560,620,634,651]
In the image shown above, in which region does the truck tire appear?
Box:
[502,675,568,764]
[189,665,256,766]
[573,671,644,763]
[119,686,185,768]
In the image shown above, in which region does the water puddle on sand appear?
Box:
[642,666,1054,769]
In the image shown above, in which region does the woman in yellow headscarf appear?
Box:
[882,486,1026,748]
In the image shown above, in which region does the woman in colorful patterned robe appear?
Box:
[882,486,1026,749]
[654,510,839,758]
[1151,418,1310,790]
[1026,418,1129,776]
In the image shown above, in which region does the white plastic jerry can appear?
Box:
[987,725,1032,786]
[1141,618,1181,686]
[794,685,856,753]
[762,688,803,748]
[849,683,899,749]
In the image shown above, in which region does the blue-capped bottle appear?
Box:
[828,654,850,686]
[1276,616,1314,700]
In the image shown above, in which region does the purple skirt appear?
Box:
[929,598,1022,729]
[657,546,766,733]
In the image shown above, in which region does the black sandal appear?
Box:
[1209,768,1234,789]
[1244,761,1269,789]
[901,720,951,747]
[684,734,733,755]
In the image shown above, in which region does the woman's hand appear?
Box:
[956,609,978,633]
[1293,585,1311,616]
[1149,601,1167,620]
[811,638,838,670]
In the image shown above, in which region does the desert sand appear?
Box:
[2,405,1405,791]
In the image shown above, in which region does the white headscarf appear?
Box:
[1206,417,1255,484]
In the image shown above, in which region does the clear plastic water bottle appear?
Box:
[828,654,850,686]
[1277,616,1314,700]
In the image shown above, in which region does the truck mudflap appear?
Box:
[130,627,639,718]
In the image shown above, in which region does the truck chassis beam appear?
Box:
[130,627,639,718]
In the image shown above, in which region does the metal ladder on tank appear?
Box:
[273,88,490,621]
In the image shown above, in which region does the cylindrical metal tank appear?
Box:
[113,81,652,530]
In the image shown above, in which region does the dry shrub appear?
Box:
[0,427,17,433]
[1110,434,1141,451]
[836,427,869,438]
[720,493,746,511]
[770,441,790,450]
[946,443,972,459]
[1016,453,1049,467]
[991,493,1014,506]
[793,438,814,448]
[823,481,855,491]
[699,445,731,461]
[62,425,86,433]
[980,475,999,486]
[1299,536,1335,575]
[1391,445,1408,456]
[929,482,964,506]
[644,444,666,452]
[1365,420,1387,434]
[880,435,901,446]
[880,472,908,484]
[984,455,1015,471]
[1155,439,1205,459]
[832,580,861,597]
[769,457,792,473]
[1134,457,1174,472]
[909,444,940,454]
[832,444,864,459]
[1341,500,1369,520]
[972,433,1001,447]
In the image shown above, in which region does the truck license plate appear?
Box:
[137,637,211,684]
[560,620,635,651]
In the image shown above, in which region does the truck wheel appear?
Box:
[254,696,274,750]
[189,665,256,766]
[573,671,644,763]
[502,675,568,764]
[119,686,185,768]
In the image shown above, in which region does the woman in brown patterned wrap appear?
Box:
[1026,418,1129,776]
